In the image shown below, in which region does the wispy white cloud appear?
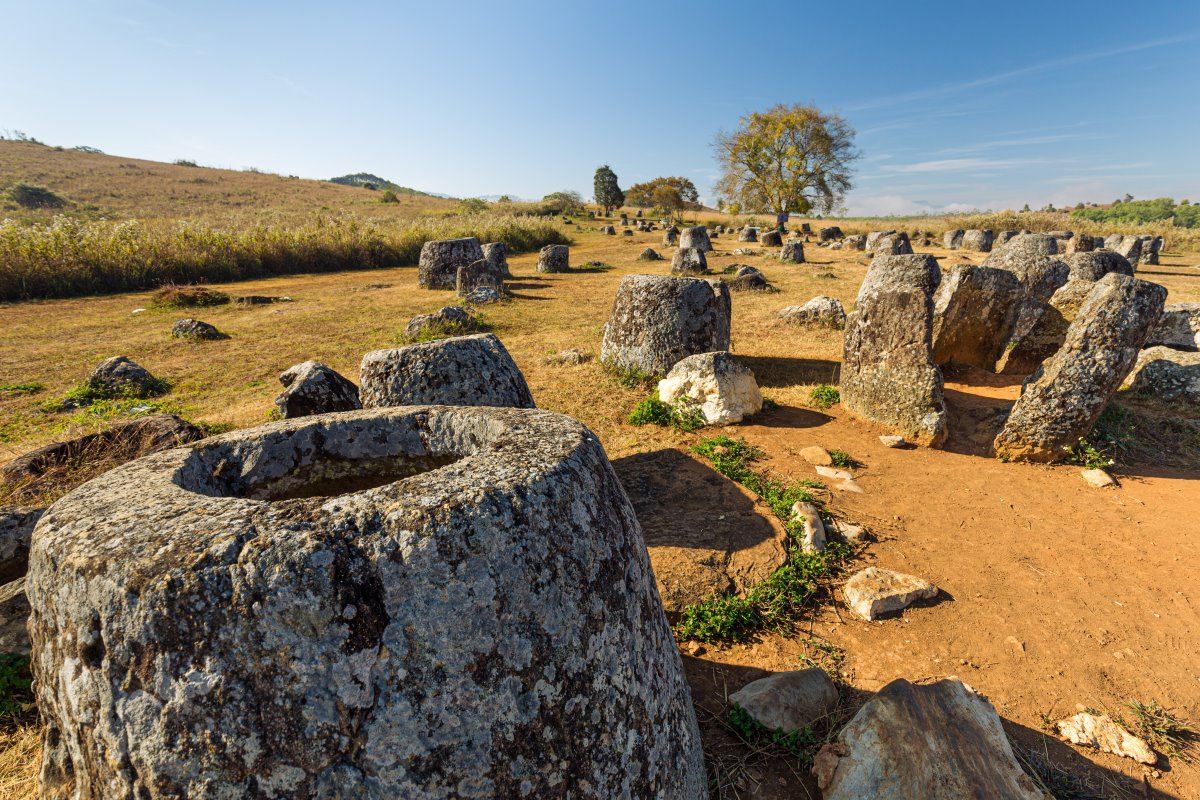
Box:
[846,32,1200,112]
[936,132,1107,156]
[879,157,1056,174]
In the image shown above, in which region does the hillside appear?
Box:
[327,172,432,196]
[0,140,456,225]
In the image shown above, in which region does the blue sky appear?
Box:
[2,0,1198,215]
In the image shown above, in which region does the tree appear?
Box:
[625,177,700,213]
[593,165,625,214]
[542,190,584,214]
[713,103,858,215]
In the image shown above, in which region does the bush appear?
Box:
[809,384,840,409]
[0,213,570,301]
[173,159,199,167]
[150,284,231,309]
[379,190,399,204]
[8,183,65,209]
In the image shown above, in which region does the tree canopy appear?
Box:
[541,190,584,214]
[593,165,625,213]
[714,103,858,215]
[625,176,701,213]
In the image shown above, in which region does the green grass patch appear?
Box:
[0,654,33,719]
[809,384,840,410]
[0,383,44,396]
[46,377,171,413]
[676,435,849,643]
[727,703,818,757]
[605,361,658,390]
[628,396,705,432]
[150,284,231,309]
[828,449,859,469]
[395,316,488,345]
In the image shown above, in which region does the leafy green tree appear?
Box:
[542,190,584,214]
[593,165,625,214]
[626,177,700,212]
[713,103,858,214]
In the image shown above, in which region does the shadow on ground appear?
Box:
[741,356,841,388]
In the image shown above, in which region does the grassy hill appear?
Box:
[0,140,455,225]
[327,172,433,197]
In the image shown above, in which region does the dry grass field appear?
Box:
[2,211,1199,797]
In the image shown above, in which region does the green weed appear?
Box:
[809,384,840,409]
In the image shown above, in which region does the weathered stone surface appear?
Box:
[1067,234,1095,254]
[0,578,29,654]
[1065,250,1134,282]
[931,265,1022,369]
[730,669,838,733]
[404,306,476,338]
[1115,235,1142,267]
[0,507,43,583]
[779,296,847,328]
[842,254,947,445]
[738,226,758,242]
[760,229,783,247]
[657,351,762,425]
[988,232,1058,261]
[544,348,591,366]
[275,361,361,419]
[799,446,832,465]
[600,275,731,377]
[536,243,570,273]
[995,230,1019,246]
[419,236,485,289]
[726,266,774,292]
[361,334,534,410]
[1081,468,1117,488]
[1146,302,1200,351]
[1127,346,1200,403]
[994,274,1167,462]
[780,239,805,263]
[638,247,664,261]
[872,232,912,255]
[819,226,843,242]
[844,234,867,251]
[171,318,226,340]
[671,247,708,275]
[866,230,893,250]
[87,356,163,398]
[1103,234,1124,250]
[791,501,826,553]
[943,229,965,249]
[879,434,905,448]
[28,406,708,799]
[679,225,712,252]
[999,279,1096,376]
[961,229,993,252]
[1057,710,1156,764]
[983,235,1071,354]
[456,258,504,297]
[817,678,1051,799]
[844,567,937,620]
[464,286,502,305]
[662,226,679,246]
[1,414,204,485]
[482,241,510,277]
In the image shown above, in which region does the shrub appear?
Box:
[809,384,840,409]
[150,284,231,309]
[173,159,199,167]
[828,449,859,469]
[379,190,399,203]
[8,183,65,209]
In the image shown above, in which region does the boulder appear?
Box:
[819,226,844,242]
[679,226,712,253]
[1103,234,1124,250]
[866,230,894,250]
[601,275,731,377]
[657,351,762,425]
[738,226,758,242]
[0,507,43,583]
[28,406,707,799]
[780,239,805,263]
[1114,235,1142,266]
[816,678,1051,799]
[872,232,913,255]
[419,237,485,289]
[0,578,29,654]
[403,306,476,338]
[844,234,867,251]
[760,229,783,247]
[994,274,1167,462]
[986,232,1058,262]
[602,225,617,235]
[995,230,1020,246]
[800,223,812,234]
[1146,302,1200,350]
[1067,234,1095,254]
[456,258,504,297]
[671,247,709,275]
[482,241,510,277]
[463,286,502,305]
[999,280,1096,376]
[931,265,1022,369]
[622,229,633,237]
[983,235,1071,353]
[726,265,773,292]
[536,243,570,273]
[1056,711,1156,764]
[87,355,164,398]
[274,360,361,419]
[778,296,847,329]
[731,247,758,256]
[1126,346,1200,403]
[729,669,838,733]
[1064,250,1134,282]
[841,254,947,446]
[171,318,226,340]
[843,567,938,620]
[943,229,965,249]
[638,247,664,261]
[361,334,534,409]
[0,414,204,486]
[961,229,993,252]
[662,226,679,246]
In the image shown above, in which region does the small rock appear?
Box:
[657,351,762,425]
[545,349,591,366]
[791,502,826,553]
[404,306,477,337]
[729,669,839,733]
[828,520,871,545]
[274,361,361,419]
[464,286,502,305]
[879,435,906,448]
[131,308,146,315]
[171,318,226,341]
[638,247,663,261]
[836,478,865,494]
[843,567,938,621]
[87,356,164,399]
[1056,710,1156,764]
[800,446,833,466]
[815,465,853,481]
[235,295,292,305]
[1081,468,1116,488]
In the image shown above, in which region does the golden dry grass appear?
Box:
[0,724,38,800]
